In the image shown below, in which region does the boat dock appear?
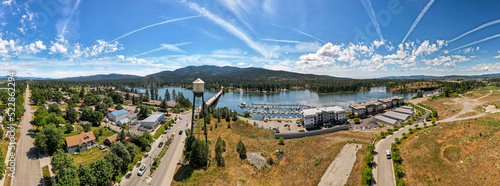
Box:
[238,103,314,118]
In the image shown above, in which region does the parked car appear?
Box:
[284,124,288,127]
[277,120,282,122]
[163,131,167,134]
[99,145,107,150]
[179,130,183,135]
[158,142,164,148]
[353,126,357,129]
[102,149,108,153]
[138,164,147,176]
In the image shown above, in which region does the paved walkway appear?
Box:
[318,143,362,186]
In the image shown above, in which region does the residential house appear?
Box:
[66,131,97,153]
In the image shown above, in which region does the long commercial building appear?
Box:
[107,109,128,122]
[301,106,346,129]
[140,113,166,131]
[382,111,411,122]
[349,96,405,117]
[373,115,398,126]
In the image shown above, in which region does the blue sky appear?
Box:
[0,0,500,79]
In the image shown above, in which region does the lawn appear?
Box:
[399,114,500,185]
[70,147,107,166]
[172,119,377,185]
[154,124,166,139]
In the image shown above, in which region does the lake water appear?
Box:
[136,86,439,120]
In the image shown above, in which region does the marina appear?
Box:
[239,102,314,118]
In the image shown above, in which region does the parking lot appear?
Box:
[348,116,381,130]
[238,116,305,133]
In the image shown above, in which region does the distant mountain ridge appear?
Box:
[18,65,500,81]
[59,73,141,81]
[377,73,500,79]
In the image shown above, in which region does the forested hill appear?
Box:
[39,65,485,93]
[60,73,141,81]
[110,65,378,93]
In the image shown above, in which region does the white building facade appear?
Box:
[301,106,346,129]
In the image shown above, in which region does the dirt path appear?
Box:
[439,90,492,123]
[318,143,362,186]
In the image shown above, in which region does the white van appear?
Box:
[386,150,391,159]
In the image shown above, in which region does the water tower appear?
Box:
[191,78,207,141]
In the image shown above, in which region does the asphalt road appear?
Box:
[121,112,191,186]
[13,85,43,186]
[373,107,430,186]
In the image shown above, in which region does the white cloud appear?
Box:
[422,55,472,67]
[413,40,438,56]
[237,62,246,66]
[469,63,500,72]
[117,55,125,60]
[26,40,46,53]
[49,37,68,54]
[372,40,385,48]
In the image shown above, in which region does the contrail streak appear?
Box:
[184,1,268,58]
[449,33,500,52]
[361,0,384,41]
[291,28,326,43]
[449,19,500,43]
[110,15,202,42]
[401,0,435,44]
[61,0,81,37]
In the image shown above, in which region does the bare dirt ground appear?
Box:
[318,143,362,186]
[438,90,492,123]
[484,105,500,113]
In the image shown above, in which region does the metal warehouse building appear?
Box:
[373,115,398,126]
[107,109,128,122]
[140,113,165,131]
[382,111,411,122]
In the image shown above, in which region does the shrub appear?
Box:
[267,156,274,165]
[278,137,285,145]
[354,118,361,124]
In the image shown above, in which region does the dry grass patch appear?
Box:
[463,87,491,99]
[400,114,500,185]
[457,111,479,118]
[172,119,377,186]
[422,99,462,120]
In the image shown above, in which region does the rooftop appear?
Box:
[374,115,398,124]
[109,109,128,117]
[142,113,165,123]
[383,111,411,121]
[65,131,96,147]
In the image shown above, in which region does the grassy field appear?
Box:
[399,114,500,185]
[70,147,108,166]
[154,124,166,139]
[421,98,462,120]
[463,87,493,99]
[172,119,378,185]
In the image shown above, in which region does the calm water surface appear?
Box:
[137,86,439,120]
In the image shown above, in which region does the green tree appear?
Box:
[33,106,48,129]
[46,113,65,125]
[34,124,65,155]
[189,139,210,168]
[48,103,62,116]
[83,123,91,132]
[354,118,361,124]
[51,149,79,185]
[53,91,63,103]
[118,130,126,142]
[362,166,373,185]
[104,152,123,177]
[78,165,96,186]
[88,159,114,186]
[79,87,85,99]
[215,136,225,166]
[0,149,6,177]
[65,105,78,123]
[165,89,170,102]
[65,123,74,134]
[278,137,285,145]
[236,140,247,159]
[108,92,124,104]
[139,105,151,119]
[115,104,124,110]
